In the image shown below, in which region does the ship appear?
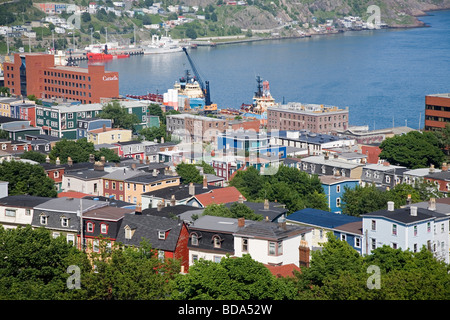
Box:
[240,76,276,115]
[173,70,204,99]
[142,34,183,55]
[87,45,130,61]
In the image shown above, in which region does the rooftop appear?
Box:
[234,220,311,240]
[83,205,134,221]
[190,215,256,233]
[194,186,245,207]
[287,208,361,229]
[363,205,449,224]
[268,102,348,114]
[0,195,54,208]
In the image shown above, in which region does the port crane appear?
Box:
[182,47,217,112]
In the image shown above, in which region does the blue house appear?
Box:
[319,175,359,213]
[287,208,363,254]
[76,118,112,139]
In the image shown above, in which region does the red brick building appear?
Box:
[424,93,450,131]
[3,53,119,104]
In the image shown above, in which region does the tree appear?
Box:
[202,203,263,221]
[139,125,167,143]
[49,138,96,164]
[379,131,445,169]
[176,163,203,184]
[81,12,91,22]
[171,254,298,300]
[98,101,140,131]
[0,225,89,300]
[20,150,47,163]
[95,148,120,163]
[185,27,197,39]
[0,160,57,197]
[341,184,390,216]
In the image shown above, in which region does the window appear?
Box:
[191,233,199,246]
[371,220,376,231]
[101,223,108,234]
[392,242,397,249]
[93,239,99,252]
[61,217,69,227]
[336,185,341,193]
[40,215,48,225]
[441,223,445,233]
[87,222,94,232]
[268,241,282,256]
[392,224,397,236]
[158,230,166,240]
[5,209,16,217]
[25,209,31,216]
[192,254,198,263]
[427,222,431,233]
[242,238,248,252]
[67,234,75,246]
[371,238,376,250]
[336,197,341,207]
[354,237,361,248]
[414,225,418,237]
[213,236,221,248]
[340,234,346,241]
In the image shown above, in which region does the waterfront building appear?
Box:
[362,201,449,263]
[3,53,119,104]
[267,102,349,134]
[424,93,450,131]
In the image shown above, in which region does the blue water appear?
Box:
[80,10,450,130]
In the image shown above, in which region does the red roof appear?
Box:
[194,186,245,207]
[264,264,301,278]
[58,191,91,199]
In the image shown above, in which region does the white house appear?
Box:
[362,201,450,263]
[0,195,53,230]
[233,220,312,267]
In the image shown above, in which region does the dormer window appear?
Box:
[39,213,48,225]
[87,222,94,232]
[100,223,108,234]
[158,230,166,240]
[124,225,136,240]
[61,216,69,227]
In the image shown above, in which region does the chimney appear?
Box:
[157,200,164,211]
[299,240,310,268]
[202,175,208,189]
[170,194,176,206]
[406,194,412,205]
[238,195,244,204]
[429,164,435,174]
[56,157,60,165]
[428,197,436,211]
[102,124,106,132]
[153,169,158,177]
[89,154,95,163]
[100,156,105,165]
[264,199,269,210]
[46,155,50,163]
[410,206,418,216]
[67,157,73,166]
[238,217,245,227]
[324,152,329,160]
[387,201,394,211]
[131,163,136,170]
[189,182,195,196]
[442,163,448,172]
[161,136,164,144]
[94,161,104,171]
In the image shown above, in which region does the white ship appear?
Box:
[143,34,183,54]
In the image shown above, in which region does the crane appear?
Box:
[182,47,217,112]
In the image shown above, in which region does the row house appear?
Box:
[144,141,178,163]
[360,163,408,190]
[0,195,54,230]
[87,126,133,145]
[35,100,149,139]
[31,197,108,248]
[319,175,360,214]
[362,201,450,263]
[82,205,135,253]
[299,153,364,179]
[114,141,147,159]
[116,213,190,272]
[61,161,109,196]
[424,164,450,195]
[76,118,112,139]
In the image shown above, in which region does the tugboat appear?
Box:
[240,76,276,115]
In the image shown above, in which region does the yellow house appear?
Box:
[87,127,133,145]
[124,170,181,207]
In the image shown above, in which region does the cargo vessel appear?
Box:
[86,45,130,61]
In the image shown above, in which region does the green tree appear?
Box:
[98,101,140,131]
[202,203,263,221]
[139,125,167,143]
[379,131,445,169]
[185,27,197,39]
[0,160,57,197]
[95,147,120,163]
[176,162,203,184]
[49,138,96,164]
[0,225,89,300]
[171,254,298,300]
[341,184,390,216]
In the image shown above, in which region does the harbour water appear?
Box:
[80,10,450,130]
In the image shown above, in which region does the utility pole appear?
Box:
[90,27,93,45]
